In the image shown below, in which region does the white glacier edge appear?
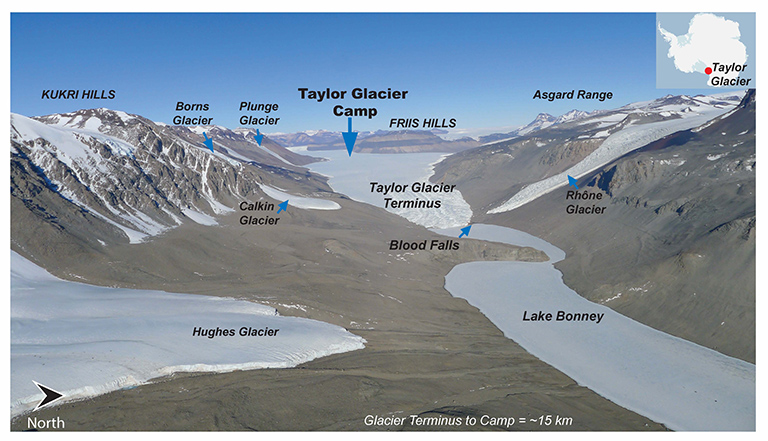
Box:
[258,184,341,210]
[488,105,737,214]
[10,251,365,418]
[306,150,472,229]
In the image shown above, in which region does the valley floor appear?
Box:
[11,197,664,431]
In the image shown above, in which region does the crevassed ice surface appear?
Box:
[307,150,472,229]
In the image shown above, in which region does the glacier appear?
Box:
[489,93,744,213]
[10,251,365,417]
[306,150,472,229]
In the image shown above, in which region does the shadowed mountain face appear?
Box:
[572,90,756,362]
[432,92,743,215]
[435,90,755,362]
[11,108,333,270]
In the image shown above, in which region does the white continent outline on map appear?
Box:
[658,13,747,86]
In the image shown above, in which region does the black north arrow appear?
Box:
[33,381,64,410]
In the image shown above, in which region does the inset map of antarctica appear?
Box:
[656,13,756,88]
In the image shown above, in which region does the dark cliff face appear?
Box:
[739,88,756,108]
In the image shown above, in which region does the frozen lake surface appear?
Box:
[436,224,755,431]
[311,151,755,431]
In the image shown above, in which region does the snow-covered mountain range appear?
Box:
[11,108,331,247]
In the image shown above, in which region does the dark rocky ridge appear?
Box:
[444,91,755,362]
[11,108,334,272]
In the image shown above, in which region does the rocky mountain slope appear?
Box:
[478,109,594,144]
[268,129,352,148]
[435,90,755,362]
[11,108,334,271]
[433,92,744,214]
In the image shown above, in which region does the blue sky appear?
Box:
[11,13,723,135]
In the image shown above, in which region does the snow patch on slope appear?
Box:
[11,113,252,242]
[259,184,341,210]
[181,208,219,226]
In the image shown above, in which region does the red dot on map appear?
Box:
[705,67,713,75]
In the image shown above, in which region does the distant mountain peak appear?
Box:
[477,91,745,146]
[554,109,591,124]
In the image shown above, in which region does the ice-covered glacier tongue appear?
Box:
[305,150,472,228]
[10,251,365,417]
[489,103,739,214]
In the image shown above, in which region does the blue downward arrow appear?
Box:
[459,225,472,238]
[277,200,288,214]
[254,129,264,146]
[203,132,214,152]
[567,175,579,190]
[342,117,358,156]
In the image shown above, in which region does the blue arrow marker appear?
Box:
[203,132,214,152]
[567,175,579,190]
[254,129,264,146]
[342,117,358,156]
[459,225,472,238]
[277,200,288,214]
